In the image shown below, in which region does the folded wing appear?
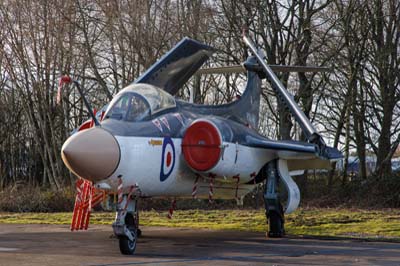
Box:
[134,37,215,95]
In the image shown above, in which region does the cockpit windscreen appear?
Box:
[106,93,150,122]
[104,84,176,122]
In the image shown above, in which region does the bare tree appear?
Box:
[365,0,400,177]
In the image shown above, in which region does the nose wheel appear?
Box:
[113,194,140,255]
[118,212,138,255]
[119,236,137,255]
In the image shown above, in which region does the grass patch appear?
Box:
[1,208,400,240]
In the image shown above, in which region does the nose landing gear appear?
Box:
[113,194,140,255]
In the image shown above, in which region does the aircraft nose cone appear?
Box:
[61,128,120,182]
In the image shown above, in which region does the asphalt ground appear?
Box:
[0,224,399,266]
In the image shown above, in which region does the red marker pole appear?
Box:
[71,179,84,231]
[167,199,176,219]
[208,174,215,204]
[233,175,240,200]
[77,180,89,230]
[250,172,256,185]
[117,176,123,205]
[191,174,200,199]
[123,186,136,213]
[83,181,93,230]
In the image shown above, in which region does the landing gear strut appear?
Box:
[264,160,285,237]
[113,195,139,255]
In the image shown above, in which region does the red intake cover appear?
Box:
[78,120,92,131]
[182,120,222,172]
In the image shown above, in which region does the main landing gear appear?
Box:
[264,160,284,237]
[112,195,140,255]
[263,159,301,238]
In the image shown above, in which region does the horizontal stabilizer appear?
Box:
[134,37,215,95]
[245,135,342,161]
[245,135,317,154]
[196,65,331,75]
[319,145,343,160]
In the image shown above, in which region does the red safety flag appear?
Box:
[57,76,72,105]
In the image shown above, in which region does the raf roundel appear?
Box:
[160,137,175,182]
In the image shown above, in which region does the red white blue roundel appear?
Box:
[160,137,175,182]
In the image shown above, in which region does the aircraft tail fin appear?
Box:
[177,56,263,129]
[135,38,215,95]
[228,57,263,128]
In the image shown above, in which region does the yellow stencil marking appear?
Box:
[149,139,163,146]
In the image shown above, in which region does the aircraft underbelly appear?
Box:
[102,136,275,199]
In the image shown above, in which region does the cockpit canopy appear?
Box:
[104,84,176,122]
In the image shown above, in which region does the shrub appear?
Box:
[0,185,75,212]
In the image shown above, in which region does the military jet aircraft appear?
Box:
[60,33,342,255]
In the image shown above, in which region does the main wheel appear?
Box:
[268,211,284,238]
[119,214,137,255]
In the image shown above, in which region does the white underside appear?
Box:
[95,136,323,214]
[98,136,276,199]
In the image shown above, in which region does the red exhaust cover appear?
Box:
[182,120,222,172]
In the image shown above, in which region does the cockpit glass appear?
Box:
[104,84,176,122]
[106,93,150,122]
[126,95,150,122]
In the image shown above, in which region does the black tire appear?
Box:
[119,214,137,255]
[119,235,136,255]
[268,211,284,238]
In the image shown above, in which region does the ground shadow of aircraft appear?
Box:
[59,33,342,255]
